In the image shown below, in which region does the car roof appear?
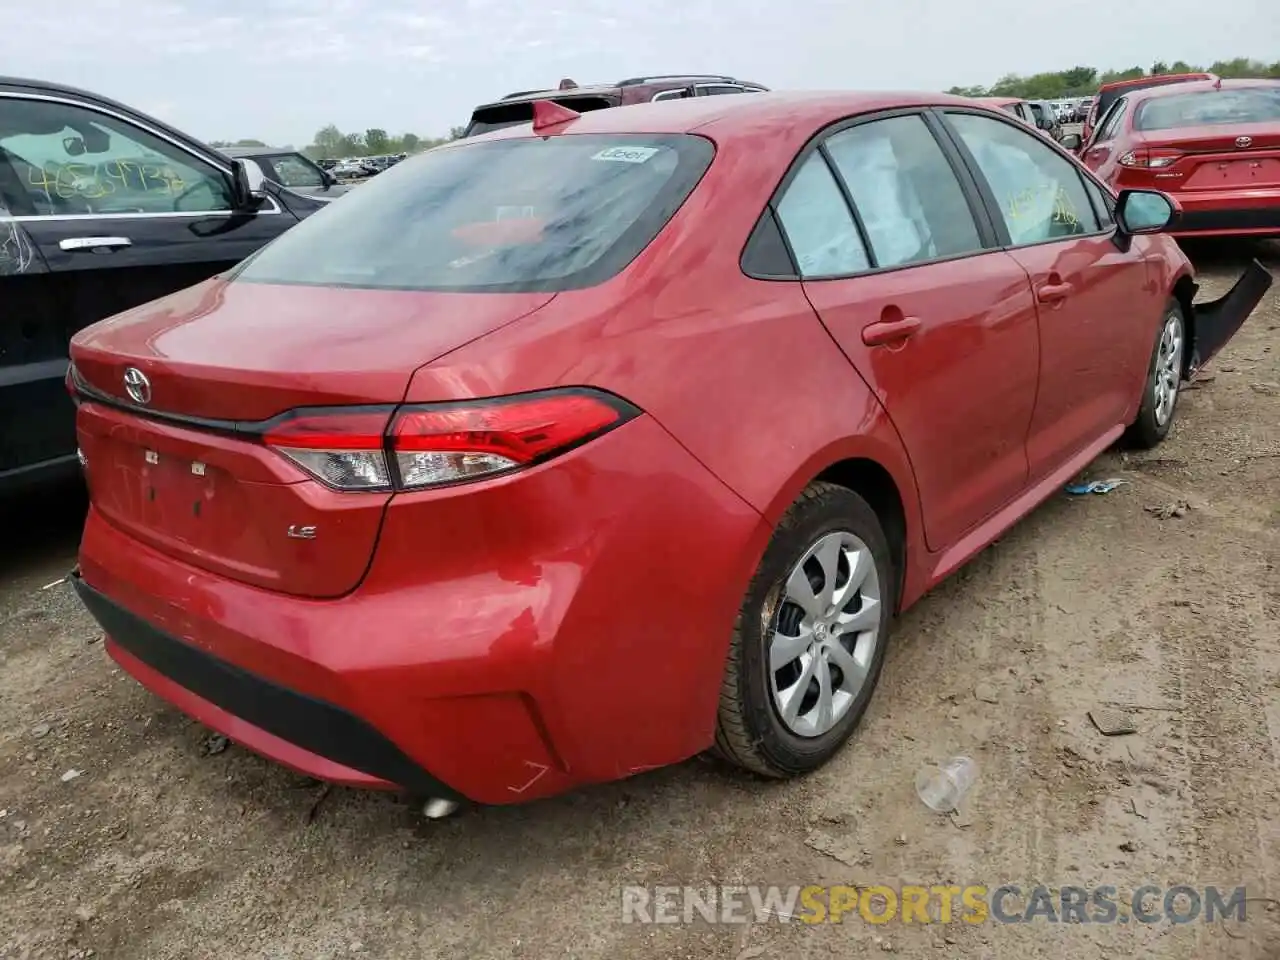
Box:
[1098,72,1213,93]
[975,96,1021,107]
[1119,76,1280,105]
[475,75,766,109]
[459,90,1013,142]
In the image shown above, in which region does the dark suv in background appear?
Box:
[462,74,769,137]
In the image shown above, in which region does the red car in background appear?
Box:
[1079,78,1280,237]
[1082,72,1215,143]
[66,91,1271,812]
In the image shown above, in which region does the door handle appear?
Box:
[59,236,132,252]
[861,316,921,346]
[1037,282,1074,303]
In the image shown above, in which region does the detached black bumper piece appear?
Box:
[1190,257,1274,373]
[71,571,464,801]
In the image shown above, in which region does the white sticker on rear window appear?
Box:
[591,146,660,164]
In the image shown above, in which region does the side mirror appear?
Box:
[230,158,268,210]
[1115,189,1178,235]
[1060,133,1083,151]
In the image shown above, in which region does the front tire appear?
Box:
[713,482,895,778]
[1123,299,1186,450]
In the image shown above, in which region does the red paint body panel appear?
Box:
[800,254,1040,551]
[72,279,556,421]
[68,91,1228,805]
[81,415,767,804]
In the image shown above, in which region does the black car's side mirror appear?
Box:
[1060,133,1083,151]
[230,158,269,211]
[1115,189,1178,235]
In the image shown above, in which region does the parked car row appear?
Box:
[977,97,1065,142]
[219,147,351,201]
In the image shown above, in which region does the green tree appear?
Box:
[365,128,390,153]
[400,132,421,153]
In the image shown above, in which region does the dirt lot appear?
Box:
[1,241,1278,960]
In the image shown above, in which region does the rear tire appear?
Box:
[1123,299,1186,450]
[713,482,895,778]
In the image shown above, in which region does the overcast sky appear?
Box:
[2,0,1273,147]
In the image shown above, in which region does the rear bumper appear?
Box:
[75,414,768,804]
[75,571,459,796]
[1168,191,1280,237]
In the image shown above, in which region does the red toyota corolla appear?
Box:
[1078,78,1280,238]
[67,92,1270,811]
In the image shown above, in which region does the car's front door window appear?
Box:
[946,112,1100,246]
[0,96,232,217]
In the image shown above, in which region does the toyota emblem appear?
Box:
[1235,136,1253,148]
[123,367,152,405]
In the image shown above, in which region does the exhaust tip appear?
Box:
[421,798,460,820]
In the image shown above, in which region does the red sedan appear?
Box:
[1078,78,1280,237]
[67,92,1270,811]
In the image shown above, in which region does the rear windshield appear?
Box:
[464,96,615,136]
[1134,87,1280,131]
[233,134,714,293]
[1097,76,1208,116]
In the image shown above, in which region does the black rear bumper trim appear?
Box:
[71,572,465,801]
[1176,206,1280,234]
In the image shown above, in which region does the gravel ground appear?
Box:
[1,240,1277,960]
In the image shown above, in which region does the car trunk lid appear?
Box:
[70,277,554,597]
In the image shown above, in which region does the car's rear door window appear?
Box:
[773,152,870,278]
[823,115,983,268]
[946,112,1100,246]
[234,134,713,293]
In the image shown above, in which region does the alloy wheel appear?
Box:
[1153,312,1184,427]
[768,531,882,738]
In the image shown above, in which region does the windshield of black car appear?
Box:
[1134,87,1280,131]
[233,134,715,293]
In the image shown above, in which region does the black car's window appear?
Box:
[261,153,325,188]
[1134,86,1280,131]
[1095,98,1129,142]
[947,112,1100,245]
[0,96,232,217]
[773,152,870,278]
[235,134,713,293]
[824,115,983,268]
[698,85,746,96]
[652,89,690,102]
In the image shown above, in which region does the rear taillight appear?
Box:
[262,389,637,492]
[1118,148,1182,169]
[263,409,394,491]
